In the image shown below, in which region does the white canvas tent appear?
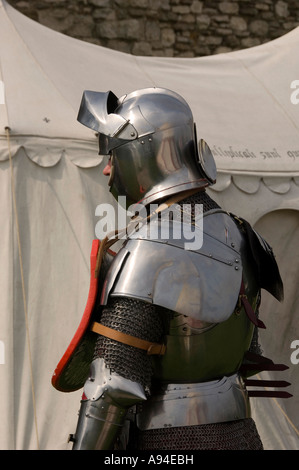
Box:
[0,0,298,450]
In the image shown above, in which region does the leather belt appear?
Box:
[91,321,166,355]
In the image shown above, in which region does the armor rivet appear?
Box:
[235,259,239,263]
[235,266,239,270]
[141,140,145,144]
[149,138,152,142]
[130,132,135,137]
[231,243,235,247]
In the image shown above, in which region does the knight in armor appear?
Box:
[52,87,288,450]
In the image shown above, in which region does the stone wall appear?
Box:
[8,0,299,57]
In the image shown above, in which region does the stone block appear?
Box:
[89,0,111,7]
[215,46,232,54]
[218,2,239,15]
[275,1,289,18]
[241,37,261,47]
[132,41,153,56]
[196,14,211,29]
[173,5,190,14]
[230,16,247,32]
[190,1,203,14]
[161,28,176,46]
[249,19,269,37]
[145,21,161,42]
[205,35,222,45]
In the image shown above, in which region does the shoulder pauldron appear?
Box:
[100,211,246,323]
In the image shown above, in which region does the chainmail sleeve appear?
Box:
[93,298,169,394]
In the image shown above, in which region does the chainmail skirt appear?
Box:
[135,418,263,450]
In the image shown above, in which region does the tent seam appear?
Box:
[234,54,299,135]
[6,127,40,450]
[1,0,78,116]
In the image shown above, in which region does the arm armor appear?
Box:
[72,358,146,450]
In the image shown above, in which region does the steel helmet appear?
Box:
[78,87,216,207]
